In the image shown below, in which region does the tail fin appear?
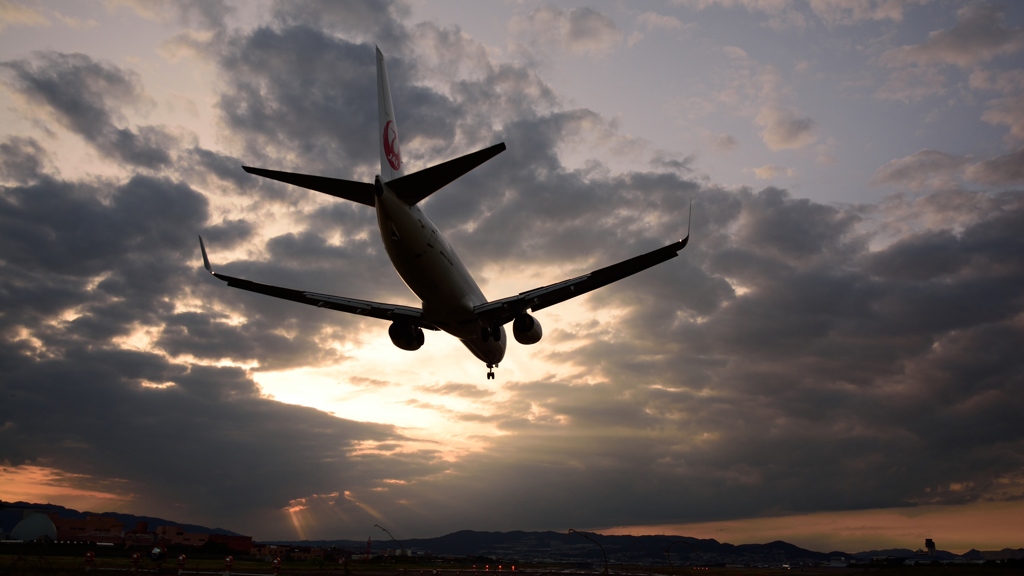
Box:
[376,46,404,182]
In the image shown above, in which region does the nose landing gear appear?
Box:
[486,364,497,380]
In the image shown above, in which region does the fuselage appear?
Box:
[374,181,506,365]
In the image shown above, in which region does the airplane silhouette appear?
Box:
[199,47,689,379]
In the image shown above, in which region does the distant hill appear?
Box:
[265,530,843,566]
[0,501,243,537]
[3,501,986,566]
[851,548,959,561]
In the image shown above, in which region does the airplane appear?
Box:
[198,46,690,380]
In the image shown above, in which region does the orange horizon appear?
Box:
[601,500,1024,554]
[4,464,1023,552]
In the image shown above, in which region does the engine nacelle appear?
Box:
[513,313,543,345]
[388,322,424,351]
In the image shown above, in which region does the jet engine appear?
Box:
[513,313,543,345]
[388,322,424,351]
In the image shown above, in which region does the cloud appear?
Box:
[875,148,1024,189]
[753,163,793,179]
[808,0,931,26]
[629,11,690,45]
[872,4,1024,103]
[981,94,1024,142]
[270,0,410,47]
[352,182,1024,533]
[879,4,1024,69]
[872,149,971,190]
[965,148,1024,185]
[755,105,816,150]
[874,64,947,102]
[968,70,1024,147]
[107,0,233,30]
[0,135,51,181]
[636,11,687,32]
[675,0,805,29]
[0,0,49,28]
[678,0,931,29]
[713,133,739,153]
[0,136,419,530]
[511,6,623,56]
[968,68,1024,94]
[704,57,818,151]
[417,383,493,399]
[1,52,175,169]
[722,45,749,60]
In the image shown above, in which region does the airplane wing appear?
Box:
[473,234,689,328]
[198,236,436,330]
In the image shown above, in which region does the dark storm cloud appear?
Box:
[0,138,435,531]
[1,52,174,169]
[216,27,380,172]
[180,147,258,193]
[0,345,412,519]
[338,187,1024,536]
[270,0,410,48]
[0,136,50,181]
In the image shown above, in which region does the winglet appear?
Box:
[198,235,214,274]
[683,197,692,243]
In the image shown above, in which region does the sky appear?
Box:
[1,0,1023,555]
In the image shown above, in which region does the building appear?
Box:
[51,515,125,544]
[155,526,209,547]
[251,544,288,561]
[208,533,253,553]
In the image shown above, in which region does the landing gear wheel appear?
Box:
[481,326,491,343]
[486,364,495,380]
[492,325,501,343]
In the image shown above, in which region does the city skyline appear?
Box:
[1,0,1023,554]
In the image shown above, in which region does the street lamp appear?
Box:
[567,529,608,574]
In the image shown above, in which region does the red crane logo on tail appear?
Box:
[383,120,401,171]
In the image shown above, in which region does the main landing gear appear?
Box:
[486,364,497,380]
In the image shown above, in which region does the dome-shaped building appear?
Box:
[11,513,58,541]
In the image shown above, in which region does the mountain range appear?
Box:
[6,501,1017,566]
[0,501,241,537]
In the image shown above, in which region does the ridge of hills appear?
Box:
[0,501,241,537]
[266,530,853,565]
[9,501,1017,565]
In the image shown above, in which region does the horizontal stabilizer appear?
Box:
[242,166,376,207]
[388,142,506,205]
